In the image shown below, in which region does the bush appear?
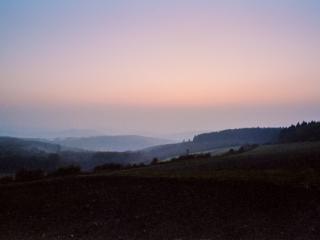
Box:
[151,158,159,165]
[15,169,45,182]
[169,153,211,163]
[128,163,146,168]
[94,163,123,172]
[50,165,81,177]
[0,175,14,184]
[228,149,236,154]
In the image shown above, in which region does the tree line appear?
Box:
[279,121,320,143]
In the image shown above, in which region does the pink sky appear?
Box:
[1,0,320,137]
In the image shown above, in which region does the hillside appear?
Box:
[0,127,282,174]
[2,139,320,239]
[141,128,281,160]
[53,135,174,152]
[193,127,281,144]
[0,137,65,173]
[115,141,320,181]
[1,124,318,174]
[0,137,62,153]
[0,137,152,173]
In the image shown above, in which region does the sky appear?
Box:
[1,0,320,138]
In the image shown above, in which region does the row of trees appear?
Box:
[279,121,320,143]
[0,161,150,184]
[94,162,146,172]
[0,165,82,184]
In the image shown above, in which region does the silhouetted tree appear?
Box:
[15,169,45,182]
[279,121,320,143]
[151,158,159,165]
[49,165,81,177]
[94,163,123,172]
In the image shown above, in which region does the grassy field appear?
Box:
[160,145,239,162]
[108,141,320,185]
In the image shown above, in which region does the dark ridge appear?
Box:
[193,128,281,144]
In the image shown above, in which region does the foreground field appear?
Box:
[1,141,320,239]
[1,176,320,240]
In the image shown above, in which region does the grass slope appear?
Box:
[111,141,320,185]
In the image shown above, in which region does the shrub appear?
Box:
[94,163,123,172]
[15,169,45,182]
[0,175,14,184]
[228,149,236,154]
[151,158,159,165]
[50,165,81,177]
[169,153,211,163]
[129,163,146,168]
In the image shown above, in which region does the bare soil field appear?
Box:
[1,176,320,240]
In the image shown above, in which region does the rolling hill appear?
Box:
[193,127,281,144]
[113,141,320,181]
[141,128,281,160]
[2,124,318,173]
[52,135,174,152]
[0,127,287,173]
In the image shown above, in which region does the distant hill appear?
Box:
[0,137,150,173]
[52,135,174,152]
[0,137,64,173]
[142,128,281,160]
[0,137,62,154]
[2,124,317,174]
[193,128,281,145]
